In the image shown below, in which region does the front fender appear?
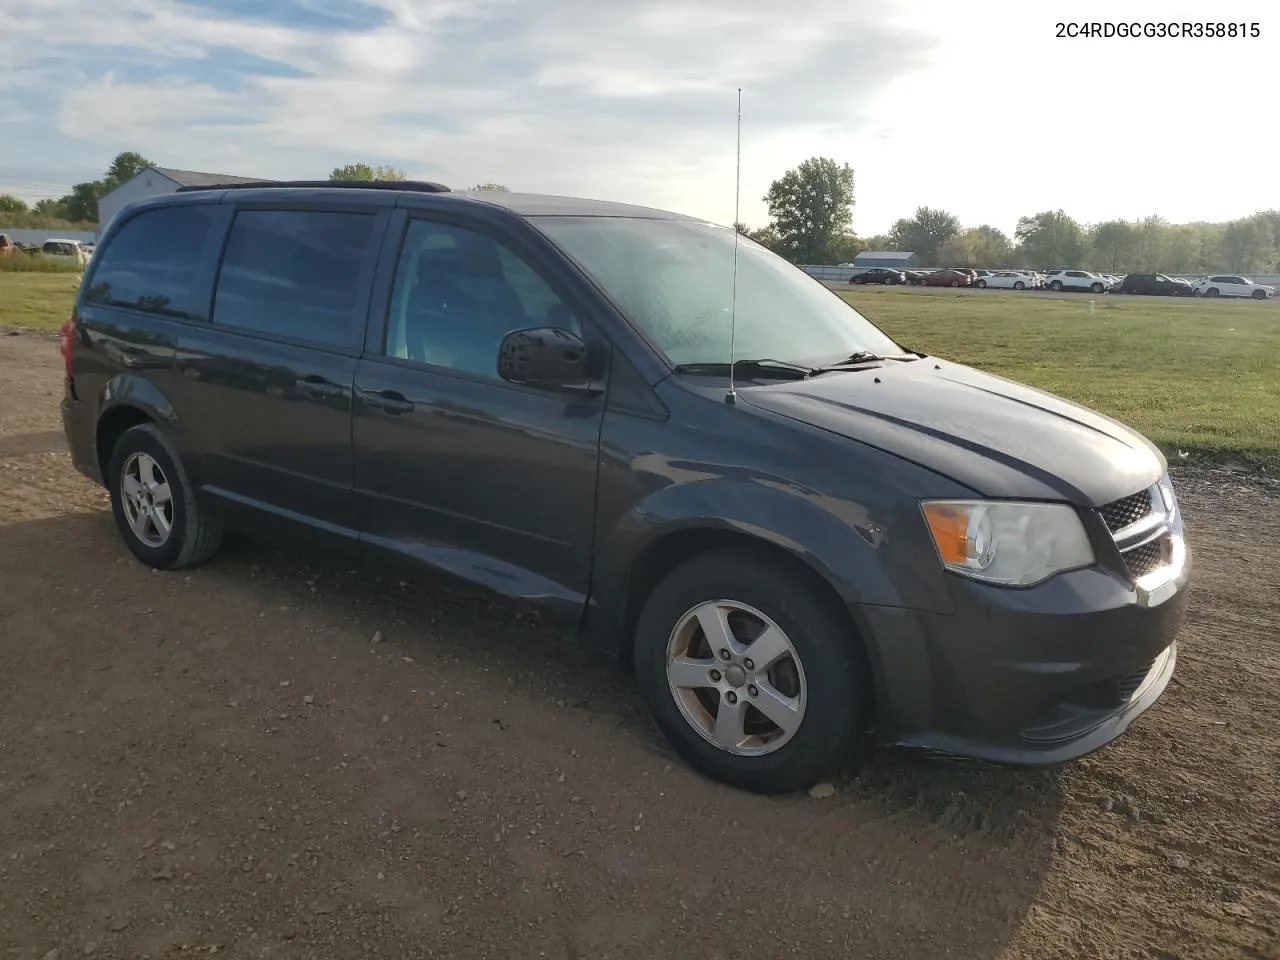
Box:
[593,470,957,633]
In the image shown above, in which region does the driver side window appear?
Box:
[385,219,581,379]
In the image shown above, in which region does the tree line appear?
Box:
[738,157,1280,274]
[0,151,156,229]
[10,149,1270,275]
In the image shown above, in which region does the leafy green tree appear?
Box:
[0,194,29,217]
[63,181,109,223]
[329,163,407,182]
[886,207,960,264]
[1088,220,1140,273]
[1220,214,1277,273]
[937,225,1012,267]
[825,232,864,264]
[1014,210,1086,269]
[105,151,156,185]
[32,198,70,220]
[763,157,855,263]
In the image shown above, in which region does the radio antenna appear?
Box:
[726,87,742,406]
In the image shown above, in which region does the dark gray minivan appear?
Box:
[59,181,1190,793]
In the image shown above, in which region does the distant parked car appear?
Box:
[41,241,91,264]
[1117,274,1194,297]
[903,270,929,285]
[849,267,906,285]
[920,268,973,287]
[41,239,91,265]
[1044,270,1110,293]
[1191,275,1275,300]
[975,271,1033,290]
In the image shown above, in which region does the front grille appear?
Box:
[1117,659,1156,701]
[1122,537,1166,579]
[1100,490,1153,533]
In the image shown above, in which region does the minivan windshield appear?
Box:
[535,217,904,368]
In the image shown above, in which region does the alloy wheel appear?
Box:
[120,452,174,547]
[665,600,808,756]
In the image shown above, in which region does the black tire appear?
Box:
[1252,289,1267,300]
[1205,287,1219,298]
[848,276,858,285]
[107,423,222,569]
[949,280,960,287]
[633,548,867,794]
[975,279,986,288]
[882,277,892,285]
[1090,282,1104,293]
[1013,281,1025,290]
[1050,280,1063,291]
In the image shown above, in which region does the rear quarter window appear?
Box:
[85,205,220,318]
[211,209,376,349]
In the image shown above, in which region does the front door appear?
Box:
[352,215,607,617]
[175,204,388,548]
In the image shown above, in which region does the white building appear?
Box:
[97,166,267,232]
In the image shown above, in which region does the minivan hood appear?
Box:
[739,359,1165,505]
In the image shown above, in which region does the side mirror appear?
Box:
[497,327,600,394]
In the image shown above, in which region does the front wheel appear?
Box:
[108,423,223,569]
[634,549,867,794]
[975,279,987,288]
[949,280,960,287]
[1013,281,1026,290]
[1050,280,1063,291]
[1253,289,1268,300]
[1090,282,1104,293]
[1205,287,1220,298]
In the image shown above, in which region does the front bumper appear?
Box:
[860,542,1190,765]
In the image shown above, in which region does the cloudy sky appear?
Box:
[0,0,1274,236]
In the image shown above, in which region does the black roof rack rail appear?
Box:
[175,179,451,194]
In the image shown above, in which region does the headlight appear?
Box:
[921,500,1095,586]
[1156,474,1177,513]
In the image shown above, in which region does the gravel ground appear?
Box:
[0,330,1277,960]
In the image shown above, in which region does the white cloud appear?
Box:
[0,0,1275,234]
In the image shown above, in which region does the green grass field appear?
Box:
[0,273,1275,465]
[0,272,80,331]
[842,288,1280,466]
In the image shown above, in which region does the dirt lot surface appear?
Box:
[1,330,1277,960]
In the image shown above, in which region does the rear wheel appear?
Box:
[975,279,987,288]
[1013,281,1026,290]
[1252,289,1268,300]
[108,424,222,569]
[634,549,867,794]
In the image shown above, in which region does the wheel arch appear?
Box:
[609,525,881,713]
[94,375,182,483]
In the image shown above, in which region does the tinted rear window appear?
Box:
[212,210,376,348]
[84,205,219,318]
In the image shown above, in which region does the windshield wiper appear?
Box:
[672,358,818,380]
[814,350,921,370]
